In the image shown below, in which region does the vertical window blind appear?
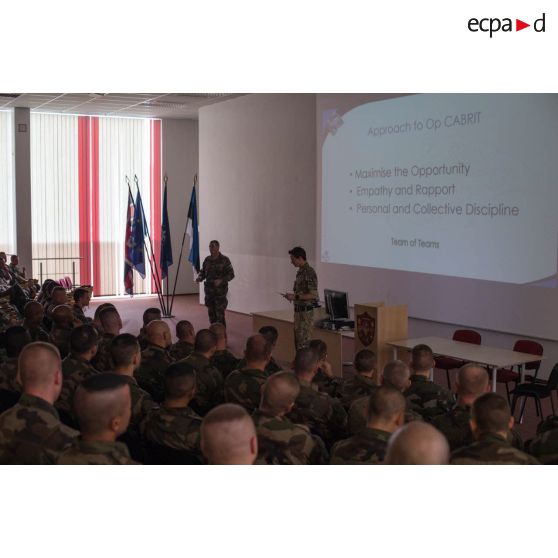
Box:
[0,110,16,255]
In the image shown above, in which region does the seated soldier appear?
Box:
[224,334,271,413]
[309,339,343,399]
[49,305,75,358]
[385,422,451,465]
[349,360,422,435]
[450,393,539,465]
[259,326,282,375]
[136,320,173,403]
[169,320,196,361]
[0,326,31,392]
[143,361,202,461]
[46,286,69,320]
[92,302,116,335]
[526,417,558,464]
[201,403,258,465]
[331,386,405,465]
[341,349,379,409]
[0,342,78,464]
[209,322,239,379]
[110,334,154,430]
[137,307,162,350]
[405,344,455,420]
[182,329,223,416]
[286,347,348,448]
[91,306,123,371]
[57,324,100,416]
[23,301,49,342]
[57,373,136,464]
[252,371,328,465]
[72,287,92,324]
[8,254,25,279]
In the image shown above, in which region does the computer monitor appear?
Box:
[324,289,350,320]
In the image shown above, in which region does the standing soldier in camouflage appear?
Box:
[196,240,235,327]
[209,322,239,379]
[0,342,78,464]
[330,386,406,465]
[450,393,539,465]
[224,334,271,413]
[283,247,318,350]
[57,373,137,465]
[143,361,203,462]
[252,371,328,465]
[169,320,196,361]
[91,306,123,372]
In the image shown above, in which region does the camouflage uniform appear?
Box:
[238,356,282,378]
[292,262,318,350]
[341,374,378,409]
[57,439,137,464]
[182,352,224,416]
[348,393,421,435]
[211,349,240,379]
[91,333,116,372]
[72,304,91,324]
[313,368,344,399]
[0,357,20,392]
[23,322,50,343]
[224,367,268,413]
[330,427,391,465]
[432,404,524,452]
[404,374,455,421]
[143,405,202,456]
[526,419,558,464]
[198,253,235,326]
[286,379,347,447]
[49,324,73,358]
[252,409,328,465]
[169,340,195,361]
[0,393,78,464]
[136,344,174,403]
[57,354,99,415]
[450,433,539,465]
[123,376,155,430]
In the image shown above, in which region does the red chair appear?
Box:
[497,340,544,403]
[435,329,482,388]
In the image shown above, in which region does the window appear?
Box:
[0,110,15,255]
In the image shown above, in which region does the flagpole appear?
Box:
[164,176,172,317]
[131,175,168,315]
[169,174,197,316]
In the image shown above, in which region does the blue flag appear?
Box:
[186,185,200,274]
[160,184,173,279]
[131,189,146,278]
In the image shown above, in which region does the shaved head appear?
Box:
[24,300,44,323]
[245,334,272,363]
[457,363,489,397]
[177,320,195,340]
[52,304,74,325]
[73,373,131,438]
[18,342,61,389]
[146,320,171,348]
[143,307,161,326]
[411,344,434,373]
[367,386,406,422]
[260,372,300,415]
[385,422,450,465]
[471,392,512,436]
[51,286,67,305]
[201,404,257,464]
[99,307,122,331]
[293,347,320,376]
[164,361,197,400]
[195,329,218,353]
[382,360,411,391]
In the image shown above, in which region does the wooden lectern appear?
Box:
[354,302,408,372]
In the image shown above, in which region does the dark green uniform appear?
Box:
[292,262,318,350]
[57,439,137,464]
[341,374,378,409]
[23,322,50,343]
[57,354,99,415]
[136,344,174,403]
[404,374,455,421]
[211,349,240,379]
[0,357,20,392]
[526,420,558,464]
[198,253,235,326]
[252,409,328,465]
[72,304,91,325]
[238,356,282,377]
[0,393,78,464]
[330,427,391,465]
[313,368,344,399]
[124,376,155,430]
[224,367,268,413]
[286,379,347,447]
[450,433,539,465]
[49,324,73,359]
[182,352,224,416]
[91,333,116,372]
[169,340,195,361]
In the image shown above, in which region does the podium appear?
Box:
[354,302,408,373]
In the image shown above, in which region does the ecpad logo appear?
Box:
[468,13,546,37]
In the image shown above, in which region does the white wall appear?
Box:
[162,118,199,296]
[199,93,316,314]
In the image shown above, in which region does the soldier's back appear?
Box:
[58,354,99,414]
[404,375,455,420]
[91,333,116,372]
[0,393,78,464]
[252,410,327,465]
[57,439,137,464]
[183,352,223,416]
[450,433,539,465]
[49,325,72,358]
[0,357,20,392]
[136,344,173,402]
[527,425,558,464]
[224,367,267,413]
[341,374,377,409]
[211,349,240,379]
[313,368,344,399]
[169,340,194,361]
[330,427,390,465]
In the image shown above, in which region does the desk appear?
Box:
[252,309,353,378]
[387,336,544,392]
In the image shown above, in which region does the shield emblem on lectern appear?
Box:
[357,312,375,346]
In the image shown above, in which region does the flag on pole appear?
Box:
[131,189,146,278]
[160,184,173,279]
[186,185,200,274]
[124,190,135,294]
